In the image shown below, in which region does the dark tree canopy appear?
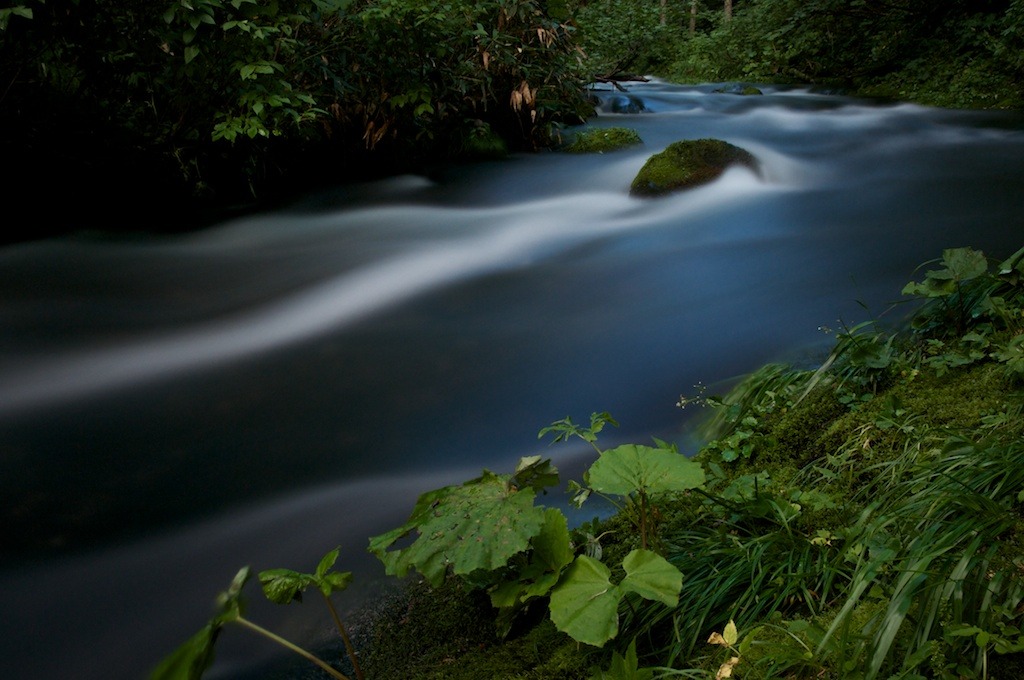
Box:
[2,0,1021,241]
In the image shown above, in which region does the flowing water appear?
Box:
[2,80,1023,680]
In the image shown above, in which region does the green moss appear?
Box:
[358,576,594,679]
[413,620,594,680]
[358,246,1024,679]
[563,126,642,153]
[629,138,757,197]
[896,362,1014,429]
[358,576,499,678]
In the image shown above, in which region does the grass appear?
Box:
[360,246,1024,678]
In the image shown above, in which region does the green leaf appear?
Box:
[723,619,739,646]
[904,247,988,299]
[512,456,560,493]
[258,548,353,603]
[619,549,682,608]
[148,623,220,680]
[151,565,254,678]
[587,445,705,497]
[490,508,574,608]
[997,245,1024,284]
[549,555,622,647]
[316,548,340,580]
[590,638,654,679]
[319,570,353,596]
[214,566,249,623]
[531,508,574,575]
[258,568,311,604]
[369,468,546,587]
[539,412,618,445]
[942,247,988,282]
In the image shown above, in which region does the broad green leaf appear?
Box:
[489,579,524,608]
[368,469,546,587]
[904,247,988,298]
[152,565,250,678]
[619,549,682,608]
[148,622,219,680]
[549,555,622,647]
[902,279,954,298]
[490,508,574,608]
[531,508,574,574]
[587,445,705,497]
[258,568,312,604]
[942,247,987,282]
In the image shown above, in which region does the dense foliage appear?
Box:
[155,246,1024,679]
[620,0,1024,108]
[352,246,1024,678]
[0,0,592,238]
[3,0,1023,241]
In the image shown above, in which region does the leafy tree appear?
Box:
[0,0,592,239]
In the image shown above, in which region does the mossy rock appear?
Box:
[563,126,642,153]
[713,84,764,95]
[629,138,757,197]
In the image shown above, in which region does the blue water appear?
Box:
[1,80,1023,680]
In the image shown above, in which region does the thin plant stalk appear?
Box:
[234,616,351,680]
[321,592,365,680]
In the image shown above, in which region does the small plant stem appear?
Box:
[234,616,351,680]
[638,490,649,551]
[321,593,365,680]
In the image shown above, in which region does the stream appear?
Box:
[2,79,1023,680]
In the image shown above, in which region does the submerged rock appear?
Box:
[629,138,757,197]
[606,94,647,113]
[713,84,764,95]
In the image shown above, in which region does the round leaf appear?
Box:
[587,445,705,496]
[368,470,546,587]
[620,549,682,607]
[549,556,622,647]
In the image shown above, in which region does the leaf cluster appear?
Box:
[0,0,594,236]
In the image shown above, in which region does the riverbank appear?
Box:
[348,245,1024,678]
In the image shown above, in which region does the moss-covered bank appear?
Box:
[359,246,1024,679]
